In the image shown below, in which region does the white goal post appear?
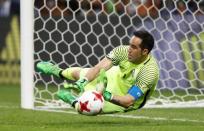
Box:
[21,0,204,110]
[20,0,34,109]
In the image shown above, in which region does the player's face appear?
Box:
[128,36,148,63]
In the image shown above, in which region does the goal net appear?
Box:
[23,0,204,109]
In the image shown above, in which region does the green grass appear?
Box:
[0,85,204,131]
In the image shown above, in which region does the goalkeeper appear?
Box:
[37,30,159,113]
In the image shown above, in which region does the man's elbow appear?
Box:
[123,100,134,108]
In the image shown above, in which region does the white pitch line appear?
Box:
[34,108,204,124]
[105,114,204,123]
[1,106,203,124]
[0,105,19,109]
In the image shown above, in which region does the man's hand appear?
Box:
[64,77,88,92]
[103,90,113,101]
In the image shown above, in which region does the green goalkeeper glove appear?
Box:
[76,77,88,91]
[103,90,113,101]
[64,77,88,92]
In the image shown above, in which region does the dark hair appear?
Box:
[133,30,154,53]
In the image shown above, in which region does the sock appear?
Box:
[61,67,82,80]
[59,70,65,79]
[72,100,78,108]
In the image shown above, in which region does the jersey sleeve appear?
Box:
[135,65,159,94]
[106,46,128,65]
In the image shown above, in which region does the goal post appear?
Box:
[20,0,34,109]
[21,0,204,110]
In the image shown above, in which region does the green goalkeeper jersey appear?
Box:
[84,45,159,113]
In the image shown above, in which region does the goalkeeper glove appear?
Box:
[103,90,113,101]
[64,77,88,92]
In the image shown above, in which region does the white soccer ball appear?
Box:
[77,90,104,116]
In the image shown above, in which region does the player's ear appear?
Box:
[142,48,149,55]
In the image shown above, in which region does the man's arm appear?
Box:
[103,85,145,108]
[84,57,113,82]
[110,94,135,108]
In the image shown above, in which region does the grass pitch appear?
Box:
[0,85,204,131]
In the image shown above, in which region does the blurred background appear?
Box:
[0,0,20,84]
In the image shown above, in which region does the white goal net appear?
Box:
[29,0,204,109]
